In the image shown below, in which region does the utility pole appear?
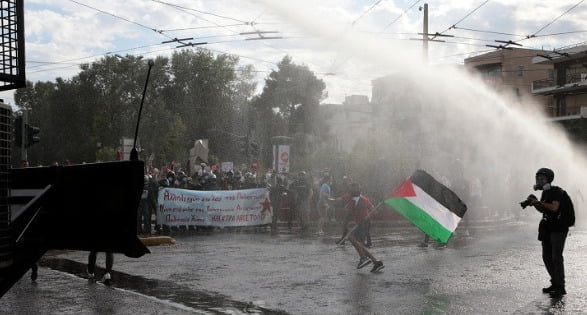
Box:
[422,3,428,64]
[412,4,452,62]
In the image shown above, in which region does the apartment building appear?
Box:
[465,48,553,115]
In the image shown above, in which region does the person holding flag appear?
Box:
[332,182,384,272]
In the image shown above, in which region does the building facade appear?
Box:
[465,48,553,115]
[532,45,587,117]
[532,45,587,143]
[320,95,372,153]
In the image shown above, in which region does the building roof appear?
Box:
[532,45,587,65]
[464,47,546,64]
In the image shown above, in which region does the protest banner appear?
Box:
[157,188,272,227]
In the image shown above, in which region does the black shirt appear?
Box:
[540,186,568,232]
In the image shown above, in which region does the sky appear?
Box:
[3,0,587,107]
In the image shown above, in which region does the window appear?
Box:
[547,69,554,80]
[517,66,524,77]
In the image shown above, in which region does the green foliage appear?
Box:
[255,56,325,134]
[252,56,327,167]
[13,51,328,171]
[95,146,119,162]
[14,50,255,166]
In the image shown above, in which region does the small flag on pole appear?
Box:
[385,170,467,244]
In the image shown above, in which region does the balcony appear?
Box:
[532,74,587,95]
[532,79,555,91]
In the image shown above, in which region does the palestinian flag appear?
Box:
[385,170,467,244]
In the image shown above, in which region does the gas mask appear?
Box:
[533,177,551,191]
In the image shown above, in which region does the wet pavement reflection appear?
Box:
[3,218,587,314]
[39,258,283,314]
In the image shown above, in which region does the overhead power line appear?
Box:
[452,26,525,38]
[557,39,587,50]
[69,0,164,35]
[159,24,246,33]
[440,0,490,36]
[151,0,249,24]
[352,0,384,25]
[534,30,587,38]
[380,0,421,33]
[28,45,158,69]
[151,0,242,36]
[531,0,585,37]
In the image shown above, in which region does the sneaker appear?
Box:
[102,272,111,282]
[357,257,372,269]
[542,284,555,293]
[86,268,95,280]
[548,286,566,296]
[370,261,384,273]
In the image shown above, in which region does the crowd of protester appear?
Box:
[136,161,362,237]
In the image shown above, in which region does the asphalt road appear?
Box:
[2,217,586,314]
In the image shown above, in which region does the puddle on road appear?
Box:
[39,257,288,315]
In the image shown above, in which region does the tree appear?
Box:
[163,49,255,162]
[253,56,326,168]
[13,49,256,167]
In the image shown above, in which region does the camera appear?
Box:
[520,194,537,209]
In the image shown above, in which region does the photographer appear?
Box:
[524,168,569,296]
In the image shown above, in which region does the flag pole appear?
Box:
[336,201,385,245]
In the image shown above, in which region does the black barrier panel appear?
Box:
[11,160,149,258]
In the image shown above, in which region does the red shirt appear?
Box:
[341,193,374,223]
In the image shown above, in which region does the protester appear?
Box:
[137,175,151,235]
[87,251,113,284]
[332,183,383,272]
[528,168,571,296]
[30,263,38,281]
[333,175,371,247]
[316,174,332,235]
[290,171,312,231]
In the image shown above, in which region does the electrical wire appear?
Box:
[151,0,249,24]
[150,0,242,36]
[438,0,490,36]
[352,0,384,26]
[452,26,525,38]
[69,0,165,35]
[531,0,585,37]
[380,0,421,33]
[159,24,247,33]
[557,39,587,50]
[26,43,165,70]
[534,30,587,38]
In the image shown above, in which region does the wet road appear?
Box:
[2,216,587,314]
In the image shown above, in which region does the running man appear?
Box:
[333,182,384,272]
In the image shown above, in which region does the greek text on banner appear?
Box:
[157,188,272,227]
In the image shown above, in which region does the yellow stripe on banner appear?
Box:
[139,236,176,246]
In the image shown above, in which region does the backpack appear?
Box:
[558,188,575,227]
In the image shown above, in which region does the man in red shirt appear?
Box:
[334,183,384,272]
